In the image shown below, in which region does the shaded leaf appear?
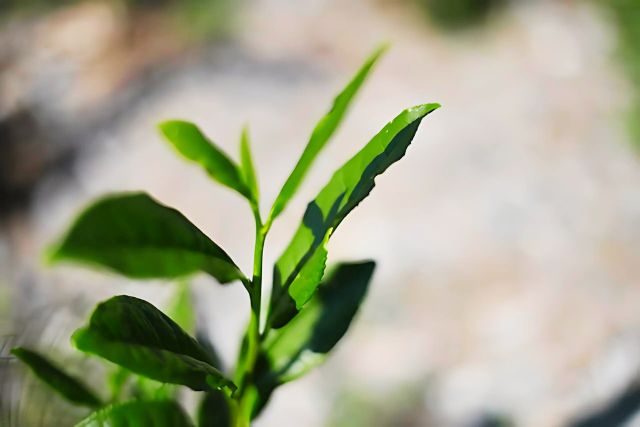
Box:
[49,192,245,284]
[198,391,232,427]
[196,330,225,373]
[268,45,388,222]
[239,125,259,204]
[76,400,193,427]
[11,347,102,408]
[159,120,251,200]
[73,295,236,395]
[270,104,440,327]
[253,261,375,416]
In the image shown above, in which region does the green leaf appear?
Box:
[168,281,196,333]
[159,120,251,200]
[253,261,375,416]
[269,103,440,328]
[134,377,179,401]
[11,347,102,408]
[239,125,259,205]
[197,391,231,427]
[72,295,236,395]
[49,192,245,284]
[268,45,388,222]
[76,400,193,427]
[268,241,328,327]
[108,367,131,401]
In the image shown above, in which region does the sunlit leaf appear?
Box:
[240,125,259,205]
[159,120,251,200]
[73,295,236,395]
[49,192,246,284]
[11,347,102,408]
[76,400,193,427]
[268,45,388,222]
[269,103,440,327]
[253,261,375,417]
[268,242,327,327]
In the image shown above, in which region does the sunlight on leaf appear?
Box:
[270,104,440,328]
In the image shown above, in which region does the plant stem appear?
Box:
[235,203,267,426]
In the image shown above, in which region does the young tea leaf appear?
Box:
[159,120,251,200]
[76,400,193,427]
[268,45,388,223]
[72,295,236,395]
[253,261,375,417]
[11,347,102,408]
[269,103,440,328]
[49,192,246,284]
[239,125,259,205]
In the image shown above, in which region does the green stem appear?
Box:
[235,203,266,426]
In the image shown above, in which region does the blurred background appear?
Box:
[1,0,640,425]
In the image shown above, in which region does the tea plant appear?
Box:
[11,46,439,426]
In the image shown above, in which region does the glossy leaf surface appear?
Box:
[76,400,193,427]
[268,46,388,222]
[159,120,251,200]
[73,296,236,394]
[254,261,375,416]
[11,347,102,408]
[270,103,440,327]
[49,192,245,284]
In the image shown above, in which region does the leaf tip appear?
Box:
[417,102,441,113]
[241,122,250,137]
[9,346,23,358]
[157,120,171,138]
[157,119,181,134]
[157,120,197,148]
[70,327,89,351]
[43,242,62,266]
[373,41,392,58]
